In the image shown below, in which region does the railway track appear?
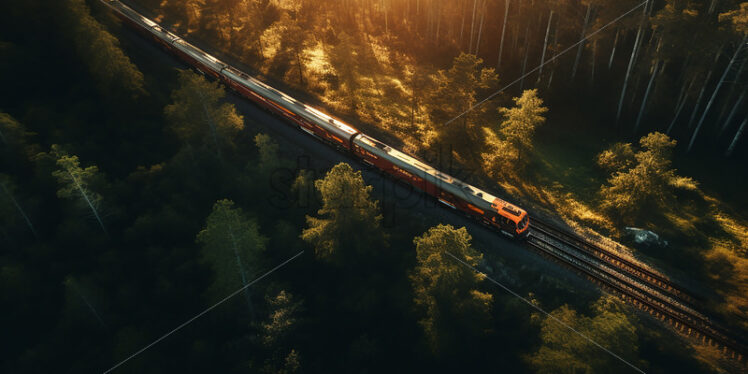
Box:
[531,219,699,304]
[527,219,746,361]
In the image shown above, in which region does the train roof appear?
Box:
[222,67,359,141]
[106,1,177,40]
[353,135,526,222]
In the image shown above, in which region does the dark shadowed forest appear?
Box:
[1,0,747,373]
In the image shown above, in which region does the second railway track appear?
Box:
[526,218,746,361]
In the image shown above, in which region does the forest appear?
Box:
[1,0,747,373]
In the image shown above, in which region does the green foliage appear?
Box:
[64,0,145,95]
[301,163,383,262]
[0,112,31,149]
[261,290,300,348]
[0,174,36,239]
[197,199,267,299]
[429,53,498,157]
[410,224,492,352]
[720,2,748,35]
[254,133,282,173]
[482,89,548,176]
[276,14,311,84]
[291,169,315,209]
[329,32,359,104]
[164,69,244,157]
[528,296,640,374]
[598,132,681,221]
[596,142,636,172]
[50,145,107,234]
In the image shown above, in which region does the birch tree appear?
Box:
[0,174,37,238]
[689,3,748,151]
[616,0,649,123]
[51,145,107,234]
[164,70,244,158]
[410,224,492,353]
[197,199,267,317]
[571,2,593,80]
[497,0,510,68]
[726,117,747,156]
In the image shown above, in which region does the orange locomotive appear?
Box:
[101,0,530,238]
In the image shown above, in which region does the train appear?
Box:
[101,0,530,238]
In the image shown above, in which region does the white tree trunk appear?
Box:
[0,181,37,237]
[520,26,530,91]
[667,75,697,134]
[537,10,554,83]
[616,2,649,122]
[572,3,592,79]
[459,0,466,47]
[69,279,106,327]
[689,36,747,152]
[688,45,724,128]
[67,169,106,235]
[634,60,660,133]
[498,0,510,68]
[719,90,746,137]
[709,0,718,14]
[608,29,620,69]
[718,54,747,121]
[468,0,478,53]
[590,39,597,86]
[475,0,486,55]
[726,117,747,157]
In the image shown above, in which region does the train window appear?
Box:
[501,206,521,216]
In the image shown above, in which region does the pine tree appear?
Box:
[65,0,145,95]
[528,296,640,373]
[482,89,548,177]
[51,145,107,234]
[410,224,492,353]
[598,132,687,221]
[164,70,244,158]
[0,174,37,238]
[428,53,498,158]
[301,163,383,262]
[197,199,267,317]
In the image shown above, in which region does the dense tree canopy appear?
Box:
[301,162,383,262]
[0,0,743,373]
[50,145,107,234]
[410,224,492,352]
[528,296,641,374]
[482,88,548,176]
[64,0,145,95]
[164,69,245,158]
[598,132,693,221]
[428,53,498,158]
[197,199,267,307]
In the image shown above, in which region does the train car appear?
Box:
[104,0,179,48]
[220,68,360,149]
[352,134,530,238]
[100,0,530,238]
